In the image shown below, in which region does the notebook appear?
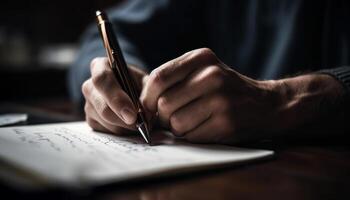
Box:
[0,122,273,189]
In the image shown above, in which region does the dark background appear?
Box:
[0,0,121,101]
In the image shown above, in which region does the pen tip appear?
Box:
[138,124,152,145]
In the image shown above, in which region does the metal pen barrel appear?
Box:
[96,10,151,144]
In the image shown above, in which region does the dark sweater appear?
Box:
[69,0,350,108]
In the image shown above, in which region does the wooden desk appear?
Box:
[0,99,349,200]
[95,145,350,200]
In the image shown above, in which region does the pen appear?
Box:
[96,10,151,144]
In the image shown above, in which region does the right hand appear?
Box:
[82,57,148,134]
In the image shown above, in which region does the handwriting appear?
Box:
[0,122,273,185]
[9,126,188,169]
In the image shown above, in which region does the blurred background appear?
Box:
[0,0,120,102]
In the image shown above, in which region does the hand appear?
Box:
[140,48,282,143]
[140,48,344,144]
[82,57,148,134]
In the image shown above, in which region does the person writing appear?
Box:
[69,0,349,144]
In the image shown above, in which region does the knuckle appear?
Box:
[150,68,165,86]
[147,70,166,102]
[100,105,112,121]
[81,79,93,99]
[208,65,222,76]
[194,48,217,63]
[198,48,214,56]
[90,57,103,71]
[157,96,171,111]
[157,96,174,121]
[92,68,111,88]
[205,66,225,88]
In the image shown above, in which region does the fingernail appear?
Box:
[120,108,136,124]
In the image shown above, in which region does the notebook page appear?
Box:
[0,122,273,187]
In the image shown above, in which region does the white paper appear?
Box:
[0,122,273,188]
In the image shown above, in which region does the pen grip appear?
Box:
[96,10,150,142]
[97,14,148,130]
[111,50,140,108]
[111,57,147,126]
[100,21,141,107]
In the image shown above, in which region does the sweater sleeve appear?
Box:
[318,66,350,95]
[317,66,350,135]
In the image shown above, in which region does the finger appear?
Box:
[82,80,135,130]
[141,48,219,112]
[90,57,136,124]
[158,65,225,125]
[85,101,134,135]
[182,116,223,144]
[86,116,110,133]
[82,79,122,125]
[85,100,116,133]
[169,96,213,136]
[183,113,238,144]
[83,84,136,131]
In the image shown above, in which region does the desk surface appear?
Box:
[0,99,349,200]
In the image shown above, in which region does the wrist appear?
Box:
[274,74,344,131]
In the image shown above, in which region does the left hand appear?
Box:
[140,48,285,144]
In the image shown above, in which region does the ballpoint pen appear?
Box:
[96,10,151,144]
